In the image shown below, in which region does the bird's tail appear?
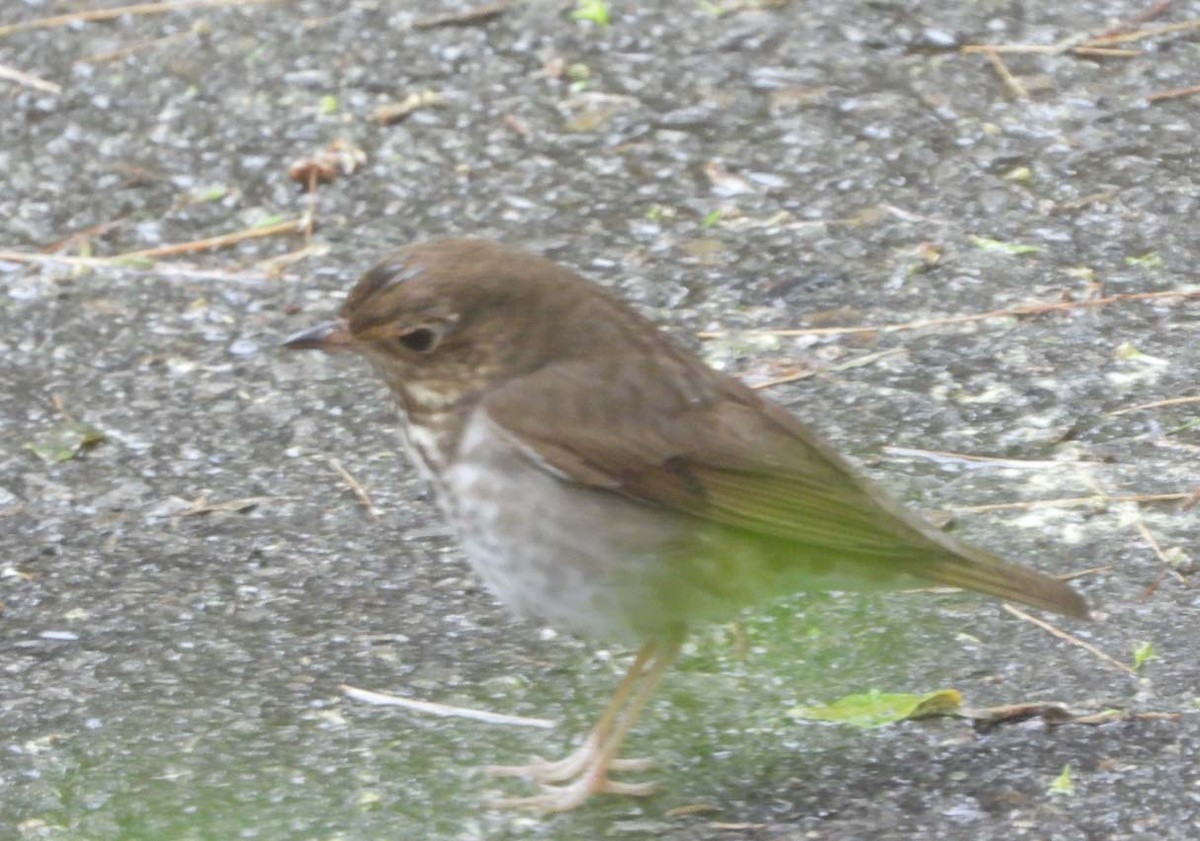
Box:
[917,539,1089,619]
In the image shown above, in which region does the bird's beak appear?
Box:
[282,319,355,352]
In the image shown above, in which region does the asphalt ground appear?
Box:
[2,2,1198,839]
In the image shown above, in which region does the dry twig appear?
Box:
[0,0,286,37]
[341,684,556,729]
[411,1,514,30]
[750,348,903,389]
[882,447,1101,470]
[1147,84,1200,103]
[179,496,276,516]
[1057,565,1113,582]
[1093,0,1178,38]
[960,44,1140,57]
[961,701,1180,728]
[41,218,127,254]
[111,218,306,261]
[1134,519,1187,602]
[947,492,1193,514]
[375,90,446,125]
[0,250,276,282]
[0,63,61,93]
[980,48,1029,99]
[1083,19,1200,46]
[254,243,330,278]
[1136,520,1186,572]
[50,393,76,424]
[701,288,1200,341]
[1003,604,1136,676]
[1183,488,1200,512]
[1108,395,1200,416]
[665,803,720,818]
[960,16,1200,60]
[329,458,379,519]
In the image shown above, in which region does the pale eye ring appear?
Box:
[398,326,439,353]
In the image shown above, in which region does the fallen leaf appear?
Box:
[26,422,106,463]
[788,689,962,729]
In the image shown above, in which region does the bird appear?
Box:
[283,238,1088,812]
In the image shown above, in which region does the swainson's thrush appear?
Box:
[284,238,1088,812]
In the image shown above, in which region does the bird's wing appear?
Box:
[482,359,1088,619]
[484,360,925,551]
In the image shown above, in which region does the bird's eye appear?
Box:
[397,326,439,353]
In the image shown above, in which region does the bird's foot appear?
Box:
[484,733,658,811]
[483,637,680,811]
[484,733,654,784]
[484,769,659,813]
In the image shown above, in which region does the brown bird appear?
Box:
[284,238,1088,812]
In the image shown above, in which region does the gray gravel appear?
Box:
[2,1,1198,839]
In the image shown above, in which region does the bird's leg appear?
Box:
[486,640,658,783]
[485,634,683,812]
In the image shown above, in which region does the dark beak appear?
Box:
[281,319,355,351]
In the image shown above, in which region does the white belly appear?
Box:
[436,409,695,642]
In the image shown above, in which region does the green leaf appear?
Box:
[107,256,157,269]
[1124,252,1162,267]
[26,422,106,463]
[191,185,228,203]
[788,689,962,729]
[1113,341,1168,366]
[1131,641,1157,671]
[702,209,723,228]
[1114,341,1144,360]
[571,0,610,26]
[1048,763,1075,795]
[968,235,1043,256]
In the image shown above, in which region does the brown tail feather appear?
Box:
[923,546,1089,619]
